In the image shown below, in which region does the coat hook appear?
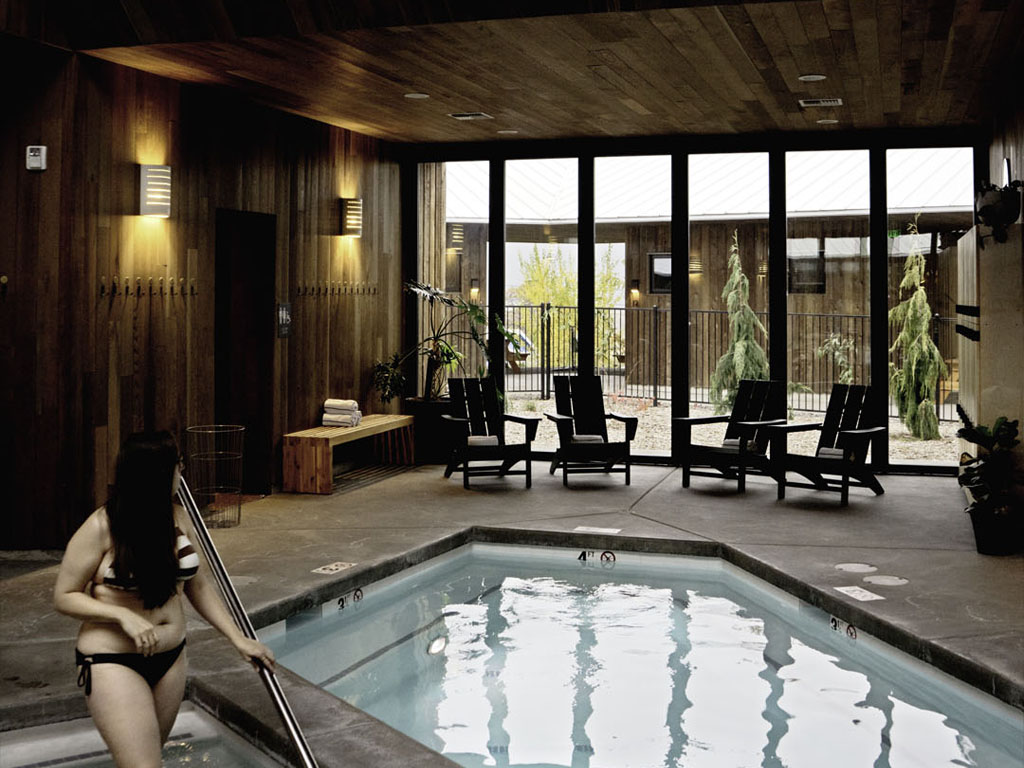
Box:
[190,279,196,296]
[179,278,185,297]
[124,277,131,299]
[159,277,164,295]
[111,276,119,296]
[99,277,106,297]
[169,278,175,296]
[136,277,142,297]
[0,275,7,299]
[148,277,154,295]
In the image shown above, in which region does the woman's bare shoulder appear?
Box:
[82,507,111,541]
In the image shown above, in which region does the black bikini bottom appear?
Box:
[75,639,186,696]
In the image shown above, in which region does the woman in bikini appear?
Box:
[54,431,275,768]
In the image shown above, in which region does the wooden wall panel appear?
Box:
[3,42,401,548]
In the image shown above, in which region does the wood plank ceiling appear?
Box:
[13,0,1024,143]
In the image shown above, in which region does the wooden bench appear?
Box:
[282,414,415,494]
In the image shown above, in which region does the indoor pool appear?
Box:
[264,544,1024,768]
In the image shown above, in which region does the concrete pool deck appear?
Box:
[2,465,1022,766]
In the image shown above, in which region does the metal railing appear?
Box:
[435,304,959,421]
[178,477,319,768]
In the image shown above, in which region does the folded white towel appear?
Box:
[323,411,362,427]
[324,398,359,410]
[324,405,358,414]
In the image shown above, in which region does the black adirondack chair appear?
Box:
[546,375,639,486]
[767,383,886,506]
[674,379,787,492]
[441,378,540,489]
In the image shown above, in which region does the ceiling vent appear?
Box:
[798,98,843,108]
[448,112,494,121]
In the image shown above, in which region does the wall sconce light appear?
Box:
[469,278,480,300]
[688,255,703,274]
[451,223,464,244]
[139,165,171,217]
[341,197,363,237]
[757,260,768,279]
[630,279,640,306]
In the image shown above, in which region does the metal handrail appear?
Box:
[178,477,319,768]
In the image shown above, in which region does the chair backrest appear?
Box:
[553,375,608,440]
[817,384,872,458]
[723,379,786,454]
[448,378,505,443]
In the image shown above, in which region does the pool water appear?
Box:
[0,704,283,768]
[265,544,1024,768]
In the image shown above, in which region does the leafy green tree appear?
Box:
[509,243,623,307]
[888,217,947,439]
[817,332,856,385]
[508,243,624,369]
[709,230,770,412]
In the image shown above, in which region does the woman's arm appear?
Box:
[178,509,275,669]
[53,510,160,654]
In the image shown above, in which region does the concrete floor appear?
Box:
[1,464,1022,767]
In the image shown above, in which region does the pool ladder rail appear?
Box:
[178,477,320,768]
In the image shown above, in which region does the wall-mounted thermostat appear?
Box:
[26,145,47,171]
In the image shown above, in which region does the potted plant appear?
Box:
[371,280,520,461]
[975,179,1022,248]
[955,405,1023,555]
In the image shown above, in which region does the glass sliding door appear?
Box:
[886,147,973,466]
[505,158,579,450]
[688,153,770,447]
[786,150,871,456]
[595,155,671,454]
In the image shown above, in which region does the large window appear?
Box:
[504,158,578,449]
[595,155,671,452]
[786,150,871,459]
[886,147,973,466]
[689,153,770,446]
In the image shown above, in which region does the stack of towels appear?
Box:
[323,398,362,427]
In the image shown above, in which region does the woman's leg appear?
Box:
[152,649,188,744]
[86,664,164,768]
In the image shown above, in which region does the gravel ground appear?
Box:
[507,395,959,463]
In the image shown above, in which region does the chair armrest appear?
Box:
[673,415,730,425]
[545,412,573,423]
[440,414,468,424]
[734,418,786,436]
[763,421,824,433]
[606,411,639,441]
[505,414,541,425]
[840,426,886,436]
[505,413,541,442]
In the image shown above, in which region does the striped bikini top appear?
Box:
[99,527,200,590]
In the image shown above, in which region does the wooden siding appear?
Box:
[1,46,401,548]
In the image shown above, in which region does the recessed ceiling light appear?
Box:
[816,118,839,125]
[497,129,519,135]
[798,73,827,82]
[403,92,430,100]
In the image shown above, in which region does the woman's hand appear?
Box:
[119,610,159,656]
[233,636,276,671]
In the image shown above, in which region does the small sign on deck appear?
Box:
[312,561,356,574]
[834,585,885,602]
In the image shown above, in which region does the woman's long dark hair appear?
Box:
[106,431,180,609]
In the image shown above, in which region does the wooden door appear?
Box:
[215,209,276,494]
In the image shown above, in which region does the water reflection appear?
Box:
[679,593,770,767]
[271,553,1023,768]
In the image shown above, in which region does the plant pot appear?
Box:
[404,396,453,464]
[976,188,1022,243]
[968,509,1024,556]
